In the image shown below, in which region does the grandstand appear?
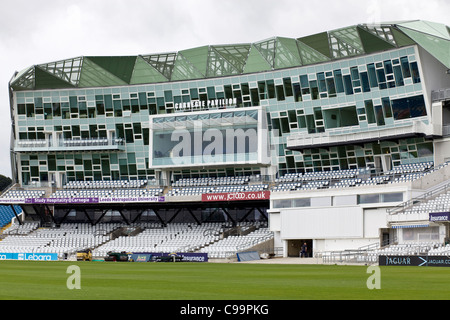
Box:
[1,20,450,263]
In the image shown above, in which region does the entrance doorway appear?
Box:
[381,228,390,246]
[287,239,313,257]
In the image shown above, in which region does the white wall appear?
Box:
[364,208,388,238]
[280,206,363,239]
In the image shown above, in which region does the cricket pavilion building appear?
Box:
[5,20,450,258]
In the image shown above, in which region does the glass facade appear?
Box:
[150,108,264,168]
[12,45,431,185]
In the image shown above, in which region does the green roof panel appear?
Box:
[171,52,205,81]
[398,26,450,68]
[34,66,75,89]
[391,27,416,47]
[357,26,396,54]
[37,57,83,87]
[87,56,137,83]
[422,21,450,40]
[398,20,450,40]
[329,26,365,58]
[140,53,177,80]
[130,56,168,84]
[298,32,332,59]
[331,26,365,52]
[253,38,277,68]
[10,67,34,90]
[296,40,330,65]
[275,37,303,69]
[178,46,209,77]
[359,25,398,46]
[211,44,251,74]
[9,20,450,91]
[79,57,128,87]
[242,44,273,74]
[207,47,241,77]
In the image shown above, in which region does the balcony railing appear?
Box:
[14,138,125,152]
[286,120,435,151]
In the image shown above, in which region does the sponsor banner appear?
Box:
[175,252,208,262]
[16,196,166,205]
[133,252,208,262]
[99,197,165,204]
[0,252,58,261]
[379,255,450,267]
[0,198,26,204]
[130,253,152,262]
[429,212,450,222]
[201,191,270,202]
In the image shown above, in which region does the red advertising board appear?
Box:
[201,191,270,202]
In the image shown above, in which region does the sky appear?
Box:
[0,0,448,179]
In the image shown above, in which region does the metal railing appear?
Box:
[320,250,375,264]
[15,138,124,149]
[387,178,450,215]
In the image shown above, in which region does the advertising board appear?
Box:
[0,253,58,261]
[379,255,450,267]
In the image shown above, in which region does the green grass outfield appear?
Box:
[0,260,449,300]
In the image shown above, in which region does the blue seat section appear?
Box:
[0,205,22,228]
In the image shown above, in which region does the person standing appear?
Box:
[300,242,308,258]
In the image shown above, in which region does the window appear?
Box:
[410,62,421,83]
[391,95,427,120]
[358,193,403,204]
[343,75,353,95]
[17,104,26,115]
[273,199,292,208]
[374,105,385,126]
[323,106,359,129]
[400,56,411,78]
[364,100,376,124]
[333,70,345,93]
[360,72,370,92]
[382,193,403,203]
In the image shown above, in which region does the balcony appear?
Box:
[286,120,438,152]
[14,138,125,153]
